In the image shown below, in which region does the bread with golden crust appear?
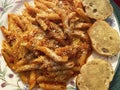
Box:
[87,20,120,56]
[76,59,114,90]
[82,0,113,20]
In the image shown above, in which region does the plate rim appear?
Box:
[0,0,120,89]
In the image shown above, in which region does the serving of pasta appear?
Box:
[0,0,92,90]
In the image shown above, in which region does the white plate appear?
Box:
[0,0,120,90]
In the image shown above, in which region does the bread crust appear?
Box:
[87,20,120,56]
[82,0,113,20]
[76,59,114,90]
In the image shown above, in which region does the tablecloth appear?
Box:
[109,0,120,90]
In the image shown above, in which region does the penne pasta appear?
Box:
[1,0,92,89]
[34,0,54,13]
[77,51,88,66]
[1,50,15,70]
[29,71,36,90]
[39,83,66,90]
[75,23,92,29]
[75,8,91,22]
[37,47,68,63]
[19,72,29,84]
[16,64,39,72]
[36,16,47,31]
[24,2,40,15]
[37,13,60,20]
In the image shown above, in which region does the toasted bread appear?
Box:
[88,20,120,56]
[76,59,114,90]
[82,0,113,20]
